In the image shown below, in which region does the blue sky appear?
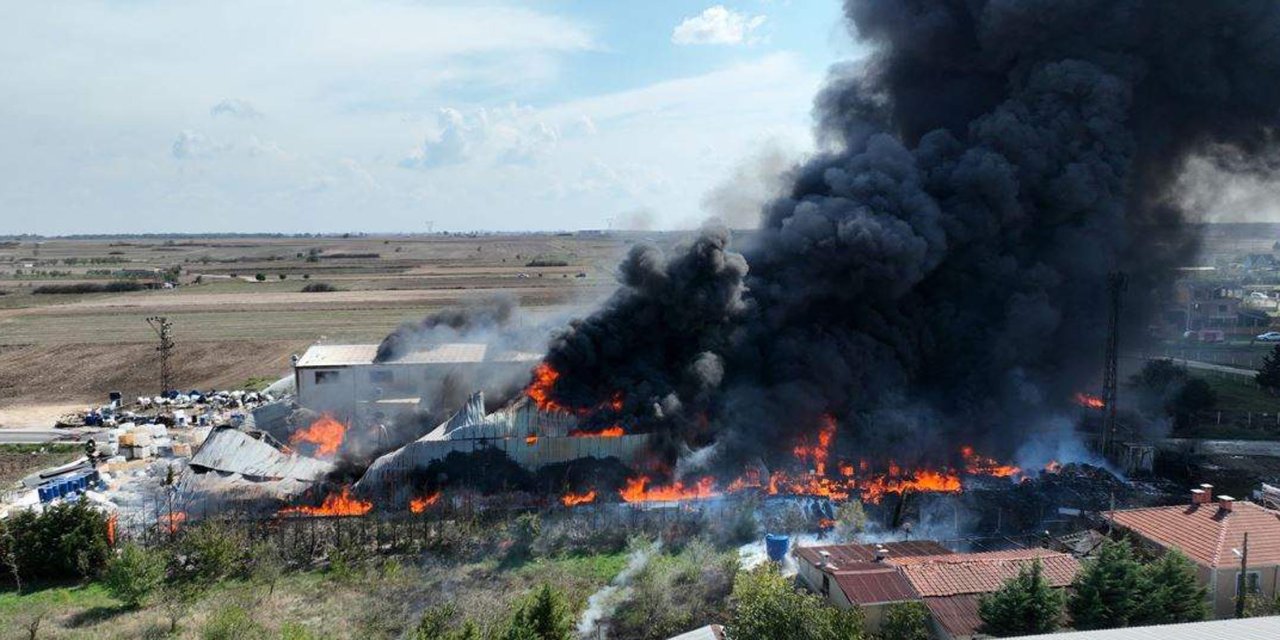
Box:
[0,1,859,234]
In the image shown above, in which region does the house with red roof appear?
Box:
[795,542,1080,639]
[1106,485,1280,619]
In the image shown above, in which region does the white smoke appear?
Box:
[576,540,660,639]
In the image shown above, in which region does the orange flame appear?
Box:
[526,433,539,445]
[1044,460,1063,473]
[571,425,625,438]
[409,492,441,513]
[289,414,347,458]
[961,446,1022,478]
[526,363,570,412]
[561,490,598,507]
[159,511,187,534]
[280,486,372,517]
[1074,392,1105,409]
[619,476,719,503]
[793,415,836,477]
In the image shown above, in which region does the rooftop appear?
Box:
[831,565,919,605]
[295,343,541,368]
[1005,615,1280,639]
[794,540,951,571]
[1107,500,1280,568]
[891,548,1080,598]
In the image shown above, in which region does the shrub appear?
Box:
[507,584,572,640]
[881,602,931,640]
[103,543,168,608]
[32,281,144,294]
[200,603,267,640]
[0,498,111,582]
[254,273,266,281]
[175,520,247,583]
[725,564,863,640]
[301,282,338,293]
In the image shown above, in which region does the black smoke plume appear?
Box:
[539,0,1280,474]
[375,296,518,363]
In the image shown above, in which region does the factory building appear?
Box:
[356,391,652,491]
[292,343,540,424]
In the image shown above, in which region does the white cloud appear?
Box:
[210,99,261,119]
[672,6,767,46]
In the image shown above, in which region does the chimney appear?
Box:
[1201,483,1214,501]
[1219,495,1236,513]
[1191,488,1207,505]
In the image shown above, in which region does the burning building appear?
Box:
[292,343,540,424]
[355,391,652,490]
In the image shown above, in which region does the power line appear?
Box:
[145,316,175,396]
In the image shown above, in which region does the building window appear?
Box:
[370,370,394,384]
[1236,571,1262,596]
[314,370,340,385]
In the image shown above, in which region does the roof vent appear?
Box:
[1200,483,1214,501]
[1191,488,1207,505]
[1219,495,1236,513]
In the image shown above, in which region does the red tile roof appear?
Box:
[1107,501,1280,568]
[830,564,920,605]
[794,540,952,571]
[890,548,1081,597]
[923,594,985,639]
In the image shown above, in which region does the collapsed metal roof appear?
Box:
[190,427,333,482]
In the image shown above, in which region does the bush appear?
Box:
[254,273,266,281]
[200,603,267,640]
[301,282,338,293]
[175,520,248,583]
[725,564,863,640]
[31,281,144,294]
[103,543,168,608]
[507,584,572,640]
[881,602,931,640]
[611,539,739,640]
[0,498,111,582]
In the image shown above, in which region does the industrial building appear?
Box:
[356,391,651,491]
[292,343,540,423]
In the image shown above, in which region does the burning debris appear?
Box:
[288,414,346,458]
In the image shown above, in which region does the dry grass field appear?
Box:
[0,233,664,422]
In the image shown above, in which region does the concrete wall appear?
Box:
[1210,563,1280,618]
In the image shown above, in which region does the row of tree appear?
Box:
[978,539,1207,637]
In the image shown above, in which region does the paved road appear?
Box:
[1165,358,1257,377]
[0,429,75,444]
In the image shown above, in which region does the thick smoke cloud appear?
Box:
[539,0,1280,474]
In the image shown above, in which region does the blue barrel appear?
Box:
[765,534,790,563]
[38,486,50,502]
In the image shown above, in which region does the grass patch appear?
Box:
[1204,375,1280,413]
[0,443,82,485]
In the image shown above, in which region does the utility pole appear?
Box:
[1235,532,1250,618]
[146,316,175,396]
[1101,271,1127,455]
[424,220,435,234]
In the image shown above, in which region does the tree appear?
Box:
[834,500,868,542]
[1069,539,1145,630]
[880,602,930,640]
[102,543,167,608]
[254,273,266,281]
[508,584,572,640]
[0,498,111,581]
[1132,550,1208,624]
[979,560,1064,636]
[1258,345,1280,393]
[725,564,863,640]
